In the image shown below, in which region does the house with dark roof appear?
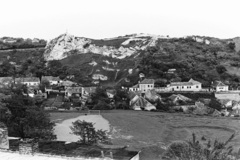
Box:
[106,89,116,99]
[213,81,228,92]
[139,79,155,93]
[167,78,202,92]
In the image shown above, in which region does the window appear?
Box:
[196,85,199,88]
[177,86,179,89]
[182,86,184,89]
[148,85,150,87]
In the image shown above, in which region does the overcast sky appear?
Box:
[1,0,240,40]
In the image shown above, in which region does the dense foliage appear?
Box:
[70,120,108,144]
[0,84,56,140]
[163,133,238,160]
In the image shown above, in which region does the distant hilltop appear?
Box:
[0,37,47,50]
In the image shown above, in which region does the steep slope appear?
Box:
[44,33,240,87]
[44,33,168,60]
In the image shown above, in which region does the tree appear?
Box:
[39,79,50,92]
[228,42,235,50]
[209,99,222,111]
[90,87,110,108]
[0,84,56,140]
[0,61,15,77]
[93,100,111,110]
[70,120,108,144]
[216,65,227,74]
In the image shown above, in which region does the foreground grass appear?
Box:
[50,110,240,159]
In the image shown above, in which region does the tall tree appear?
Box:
[0,84,56,140]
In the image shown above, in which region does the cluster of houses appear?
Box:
[127,77,240,116]
[0,73,237,114]
[129,78,229,93]
[0,76,98,108]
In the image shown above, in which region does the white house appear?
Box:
[214,81,228,92]
[129,84,140,92]
[42,76,62,85]
[167,79,202,92]
[16,77,40,87]
[139,79,155,93]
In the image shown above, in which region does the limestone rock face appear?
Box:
[44,33,170,61]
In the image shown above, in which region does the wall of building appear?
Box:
[216,86,229,92]
[168,84,201,92]
[139,84,154,92]
[129,88,140,92]
[215,93,240,101]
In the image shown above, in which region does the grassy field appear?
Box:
[50,110,240,155]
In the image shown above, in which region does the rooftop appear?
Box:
[139,79,155,84]
[42,76,60,82]
[16,77,40,82]
[214,81,228,87]
[130,84,139,88]
[170,79,201,86]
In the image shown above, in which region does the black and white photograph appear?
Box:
[0,0,240,159]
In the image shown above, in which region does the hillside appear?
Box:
[1,33,240,87]
[44,33,166,60]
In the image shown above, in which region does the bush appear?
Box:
[93,101,111,110]
[162,133,237,160]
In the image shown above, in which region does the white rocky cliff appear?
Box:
[44,33,170,61]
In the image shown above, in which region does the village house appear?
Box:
[129,84,140,92]
[82,87,97,97]
[167,78,202,92]
[106,89,116,99]
[65,86,82,97]
[168,94,192,104]
[60,80,77,88]
[0,77,14,88]
[139,79,155,93]
[16,77,40,87]
[219,99,232,108]
[42,76,62,85]
[213,81,229,92]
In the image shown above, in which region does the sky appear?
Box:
[1,0,240,40]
